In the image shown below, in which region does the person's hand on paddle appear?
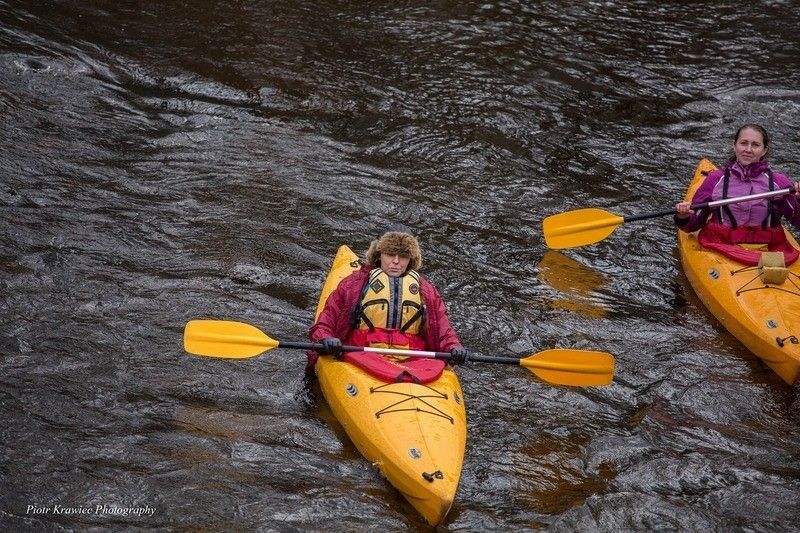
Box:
[794,181,800,196]
[449,347,470,365]
[675,201,694,219]
[321,337,344,358]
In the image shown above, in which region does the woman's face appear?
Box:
[734,127,768,166]
[380,253,410,277]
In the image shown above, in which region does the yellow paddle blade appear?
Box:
[183,320,279,359]
[542,208,624,249]
[521,349,615,386]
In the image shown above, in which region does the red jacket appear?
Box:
[308,264,462,365]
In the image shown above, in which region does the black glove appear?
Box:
[321,337,343,358]
[449,347,469,365]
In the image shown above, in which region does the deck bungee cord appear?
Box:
[370,382,454,423]
[730,264,800,296]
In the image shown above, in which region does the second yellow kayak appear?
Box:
[678,159,800,384]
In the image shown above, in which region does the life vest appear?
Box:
[699,167,800,265]
[343,269,447,384]
[348,268,426,352]
[717,167,776,229]
[354,268,425,333]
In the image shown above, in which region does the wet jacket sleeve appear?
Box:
[772,172,800,229]
[309,271,365,343]
[675,171,721,233]
[421,279,462,353]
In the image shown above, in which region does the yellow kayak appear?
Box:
[313,245,467,525]
[678,159,800,384]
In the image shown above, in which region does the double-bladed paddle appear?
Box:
[183,319,615,387]
[542,187,794,249]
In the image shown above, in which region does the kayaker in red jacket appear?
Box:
[308,226,467,367]
[675,124,800,265]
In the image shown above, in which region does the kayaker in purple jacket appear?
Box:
[675,124,800,265]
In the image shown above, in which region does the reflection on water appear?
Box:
[536,250,610,318]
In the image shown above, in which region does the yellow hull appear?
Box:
[678,159,800,384]
[313,245,467,525]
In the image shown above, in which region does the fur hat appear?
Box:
[366,231,422,272]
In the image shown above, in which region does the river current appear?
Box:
[2,2,799,531]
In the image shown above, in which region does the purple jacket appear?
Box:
[676,160,800,232]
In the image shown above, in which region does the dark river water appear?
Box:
[2,1,800,531]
